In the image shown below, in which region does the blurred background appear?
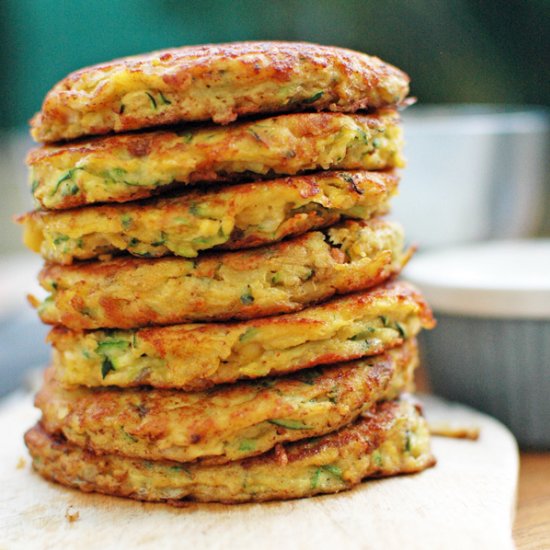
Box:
[0,0,548,396]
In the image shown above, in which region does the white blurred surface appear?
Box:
[395,105,549,248]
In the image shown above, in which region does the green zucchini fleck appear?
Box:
[53,234,69,246]
[96,339,130,354]
[151,231,167,247]
[240,288,254,305]
[145,92,157,109]
[327,385,339,404]
[268,419,312,430]
[310,464,343,489]
[380,315,392,327]
[120,427,138,443]
[60,182,79,197]
[248,128,268,145]
[189,203,207,217]
[238,439,256,452]
[249,128,261,141]
[303,91,324,104]
[31,180,39,193]
[101,357,115,379]
[350,328,376,341]
[51,168,83,196]
[169,465,193,478]
[372,137,382,148]
[380,315,407,338]
[105,167,127,181]
[310,469,322,489]
[63,183,78,196]
[55,170,74,186]
[271,272,282,285]
[191,236,215,247]
[239,327,259,343]
[372,450,383,467]
[396,322,407,338]
[405,429,412,452]
[159,92,172,105]
[357,129,369,145]
[120,214,133,229]
[323,465,342,478]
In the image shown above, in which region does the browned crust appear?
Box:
[24,400,435,504]
[27,112,397,166]
[35,341,417,464]
[27,109,402,210]
[35,219,409,330]
[47,283,434,391]
[31,41,409,142]
[20,170,399,263]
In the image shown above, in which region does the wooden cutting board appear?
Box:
[0,393,518,550]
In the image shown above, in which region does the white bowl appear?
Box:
[405,240,550,448]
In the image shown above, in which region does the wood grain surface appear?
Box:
[514,452,550,549]
[416,363,550,549]
[0,393,518,550]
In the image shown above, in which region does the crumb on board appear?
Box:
[65,505,80,523]
[16,457,26,469]
[429,422,480,441]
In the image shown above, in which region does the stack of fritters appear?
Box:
[21,42,436,503]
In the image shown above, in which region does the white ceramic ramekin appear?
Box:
[405,240,550,448]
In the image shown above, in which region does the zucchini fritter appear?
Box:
[37,342,417,464]
[30,41,409,143]
[49,281,434,390]
[25,400,434,503]
[29,110,403,210]
[34,219,408,330]
[22,170,398,264]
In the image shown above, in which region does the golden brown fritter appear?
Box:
[36,342,417,464]
[33,219,408,330]
[21,170,398,264]
[30,41,410,143]
[25,399,435,503]
[49,282,434,390]
[29,110,403,210]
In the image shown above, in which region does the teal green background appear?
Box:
[1,0,549,130]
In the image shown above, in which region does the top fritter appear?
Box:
[30,41,410,143]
